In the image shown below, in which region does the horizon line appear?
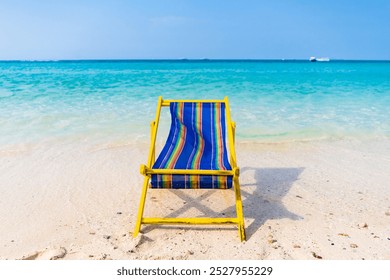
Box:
[1,58,390,62]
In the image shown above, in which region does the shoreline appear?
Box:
[1,138,389,259]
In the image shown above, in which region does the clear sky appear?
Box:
[1,0,389,60]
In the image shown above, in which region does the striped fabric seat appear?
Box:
[151,102,232,189]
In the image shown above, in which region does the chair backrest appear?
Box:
[151,102,232,189]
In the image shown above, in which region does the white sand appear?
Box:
[1,139,390,260]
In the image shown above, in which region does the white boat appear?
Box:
[309,56,330,62]
[317,57,330,62]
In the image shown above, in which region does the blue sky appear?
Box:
[0,0,389,60]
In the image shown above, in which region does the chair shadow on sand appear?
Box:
[239,167,304,239]
[141,167,304,240]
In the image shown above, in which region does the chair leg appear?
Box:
[238,221,246,242]
[133,176,150,237]
[233,176,246,241]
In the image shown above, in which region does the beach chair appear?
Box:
[133,96,245,241]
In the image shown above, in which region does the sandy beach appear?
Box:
[1,0,390,272]
[1,138,389,260]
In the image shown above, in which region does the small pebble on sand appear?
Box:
[312,252,322,259]
[358,223,368,229]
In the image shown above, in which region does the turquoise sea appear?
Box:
[1,60,389,147]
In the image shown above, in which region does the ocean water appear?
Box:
[1,60,390,147]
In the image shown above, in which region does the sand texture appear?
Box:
[1,139,390,260]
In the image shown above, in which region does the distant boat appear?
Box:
[309,56,330,62]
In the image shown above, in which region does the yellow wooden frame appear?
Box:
[133,96,246,241]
